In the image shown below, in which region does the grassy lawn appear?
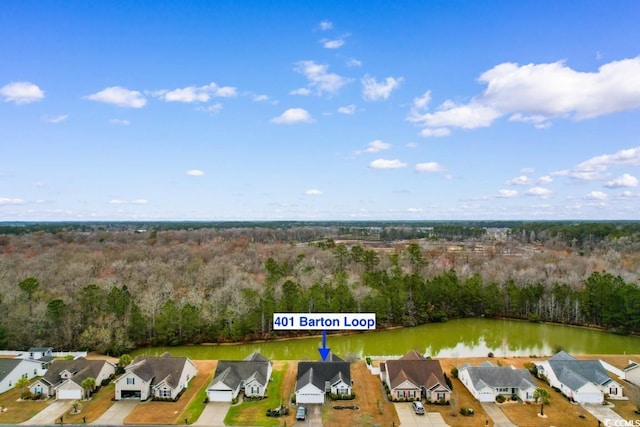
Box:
[0,386,49,424]
[224,362,295,427]
[179,368,214,425]
[64,383,116,424]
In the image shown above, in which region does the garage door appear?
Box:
[296,393,325,404]
[208,390,233,402]
[121,390,142,399]
[58,389,82,400]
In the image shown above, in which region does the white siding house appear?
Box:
[0,358,49,395]
[458,362,537,403]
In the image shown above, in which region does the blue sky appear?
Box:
[1,0,640,221]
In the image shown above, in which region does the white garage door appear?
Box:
[296,393,325,404]
[208,390,233,402]
[58,389,82,400]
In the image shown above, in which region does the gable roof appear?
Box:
[385,352,450,392]
[0,359,25,382]
[460,364,536,391]
[41,358,111,387]
[296,359,350,392]
[623,361,639,372]
[126,352,193,389]
[27,347,53,353]
[546,355,613,390]
[209,353,271,392]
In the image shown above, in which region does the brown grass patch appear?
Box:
[322,360,398,427]
[64,383,116,424]
[0,386,49,424]
[124,360,216,425]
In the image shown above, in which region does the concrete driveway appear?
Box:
[295,404,322,427]
[394,402,450,427]
[91,400,137,425]
[583,403,627,425]
[21,400,72,425]
[193,402,230,426]
[481,403,517,427]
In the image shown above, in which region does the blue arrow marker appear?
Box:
[318,330,330,361]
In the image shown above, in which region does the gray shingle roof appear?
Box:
[461,365,536,391]
[548,358,611,390]
[296,359,350,392]
[0,359,24,382]
[209,355,271,391]
[41,358,109,387]
[128,353,192,389]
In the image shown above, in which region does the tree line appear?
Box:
[0,225,639,355]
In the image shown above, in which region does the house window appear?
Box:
[160,389,171,398]
[251,386,260,394]
[338,388,348,395]
[610,387,618,395]
[126,377,135,385]
[497,387,509,393]
[397,390,405,398]
[437,392,446,400]
[34,369,37,375]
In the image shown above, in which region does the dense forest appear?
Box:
[1,221,639,355]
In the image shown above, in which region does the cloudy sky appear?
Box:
[1,1,640,220]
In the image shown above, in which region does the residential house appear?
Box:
[295,353,351,405]
[114,352,197,401]
[0,358,49,395]
[26,347,54,361]
[380,350,451,402]
[28,358,116,400]
[207,352,273,402]
[458,361,537,403]
[623,360,640,387]
[535,351,623,404]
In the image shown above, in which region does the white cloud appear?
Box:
[253,94,269,102]
[565,146,640,181]
[509,113,551,129]
[109,118,130,125]
[305,189,323,196]
[365,140,391,153]
[526,187,552,197]
[362,75,403,101]
[407,56,640,133]
[415,162,446,173]
[154,82,237,103]
[186,170,205,176]
[521,167,535,174]
[346,58,362,68]
[270,108,314,124]
[109,199,148,205]
[606,173,638,188]
[319,20,333,30]
[585,191,608,200]
[497,189,518,198]
[290,88,311,96]
[86,86,147,108]
[1,81,44,104]
[406,142,418,148]
[322,39,344,49]
[0,197,25,205]
[338,104,356,115]
[197,103,223,114]
[294,61,350,95]
[506,175,532,185]
[407,207,423,213]
[42,114,68,123]
[538,175,553,185]
[419,127,450,137]
[369,159,407,169]
[619,191,640,199]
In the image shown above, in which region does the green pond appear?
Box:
[132,318,640,360]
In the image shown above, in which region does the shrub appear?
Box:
[511,394,518,401]
[460,407,474,416]
[450,367,459,379]
[488,352,494,358]
[524,362,538,376]
[365,357,372,365]
[496,394,506,403]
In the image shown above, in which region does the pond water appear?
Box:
[132,318,640,360]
